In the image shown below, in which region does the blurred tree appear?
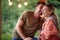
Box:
[47,0,60,8]
[57,0,60,2]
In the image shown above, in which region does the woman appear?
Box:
[39,3,60,40]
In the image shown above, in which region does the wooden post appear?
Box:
[0,0,1,40]
[39,0,46,3]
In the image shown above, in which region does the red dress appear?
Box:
[39,18,60,40]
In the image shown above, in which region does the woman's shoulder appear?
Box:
[46,16,58,27]
[46,17,53,22]
[43,17,53,27]
[47,16,57,22]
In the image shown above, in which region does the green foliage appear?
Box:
[1,33,12,40]
[2,0,60,40]
[47,0,60,8]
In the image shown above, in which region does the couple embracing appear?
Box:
[12,1,60,40]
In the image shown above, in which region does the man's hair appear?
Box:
[36,2,46,6]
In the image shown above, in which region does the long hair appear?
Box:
[46,3,59,32]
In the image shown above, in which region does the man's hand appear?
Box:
[24,37,33,40]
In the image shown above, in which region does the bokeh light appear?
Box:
[18,3,22,8]
[8,1,13,6]
[24,2,28,6]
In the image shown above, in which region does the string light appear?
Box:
[17,0,20,1]
[8,0,10,2]
[24,1,28,6]
[18,3,22,8]
[8,0,13,6]
[8,1,13,6]
[8,0,28,7]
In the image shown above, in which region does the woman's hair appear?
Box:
[46,3,59,32]
[46,3,55,10]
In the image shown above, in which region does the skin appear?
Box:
[34,4,45,18]
[40,5,53,19]
[15,3,45,40]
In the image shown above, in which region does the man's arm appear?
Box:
[15,18,32,40]
[15,11,33,40]
[15,18,26,39]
